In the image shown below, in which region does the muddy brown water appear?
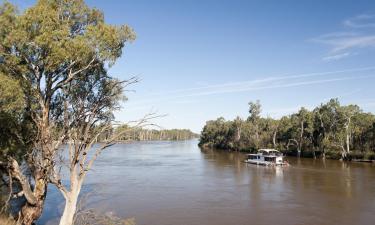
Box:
[38,140,375,225]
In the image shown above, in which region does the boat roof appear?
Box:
[258,149,280,153]
[247,154,277,158]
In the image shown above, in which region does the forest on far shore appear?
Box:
[106,128,199,141]
[199,99,375,160]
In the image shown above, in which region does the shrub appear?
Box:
[364,151,375,160]
[325,150,341,160]
[348,150,364,160]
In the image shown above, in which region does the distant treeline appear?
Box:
[199,99,375,160]
[99,127,199,141]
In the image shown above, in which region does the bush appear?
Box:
[325,150,341,160]
[301,150,314,158]
[348,150,364,160]
[364,151,375,160]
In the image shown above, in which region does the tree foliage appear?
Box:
[113,127,199,141]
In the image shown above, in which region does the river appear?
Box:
[38,139,375,225]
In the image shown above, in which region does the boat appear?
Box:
[245,149,288,166]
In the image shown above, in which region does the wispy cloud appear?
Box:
[312,32,375,57]
[126,66,375,107]
[343,14,375,28]
[149,66,375,96]
[178,75,372,98]
[312,14,375,61]
[322,52,351,61]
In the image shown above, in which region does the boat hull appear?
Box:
[245,159,287,166]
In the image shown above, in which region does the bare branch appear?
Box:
[52,57,97,91]
[49,170,68,199]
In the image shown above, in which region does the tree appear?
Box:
[50,75,147,225]
[287,107,313,157]
[337,105,360,159]
[266,118,279,148]
[233,116,243,144]
[248,100,261,148]
[199,118,235,150]
[313,99,341,159]
[0,0,135,224]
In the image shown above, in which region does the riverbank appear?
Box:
[199,144,375,162]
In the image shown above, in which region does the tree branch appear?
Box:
[7,158,37,205]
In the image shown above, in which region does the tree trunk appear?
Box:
[7,158,48,225]
[19,178,47,225]
[345,120,350,156]
[59,193,79,225]
[59,175,82,225]
[340,144,347,160]
[344,116,352,159]
[272,131,277,148]
[298,121,304,157]
[312,149,316,159]
[297,146,301,157]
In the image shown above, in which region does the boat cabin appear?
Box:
[245,149,285,166]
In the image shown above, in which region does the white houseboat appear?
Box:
[245,149,287,166]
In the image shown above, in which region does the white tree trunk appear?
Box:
[345,117,351,156]
[340,144,347,160]
[59,176,82,225]
[298,121,304,157]
[59,191,79,225]
[272,131,277,148]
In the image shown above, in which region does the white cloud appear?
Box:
[149,66,375,96]
[312,32,375,55]
[343,14,375,28]
[322,52,351,61]
[312,14,375,61]
[125,66,375,107]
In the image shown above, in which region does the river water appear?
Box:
[38,139,375,225]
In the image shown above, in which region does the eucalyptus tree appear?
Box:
[351,112,375,152]
[288,108,314,157]
[313,99,341,158]
[50,74,143,225]
[262,117,279,148]
[0,0,135,224]
[233,116,244,145]
[337,105,360,158]
[247,100,261,148]
[277,116,292,149]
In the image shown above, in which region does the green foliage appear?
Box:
[199,99,375,160]
[248,100,261,122]
[114,127,198,141]
[364,151,375,160]
[0,73,32,159]
[199,117,236,149]
[0,73,24,113]
[0,0,136,158]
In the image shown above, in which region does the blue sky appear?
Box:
[10,0,375,132]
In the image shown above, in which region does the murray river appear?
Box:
[38,139,375,225]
